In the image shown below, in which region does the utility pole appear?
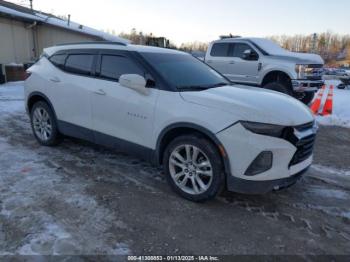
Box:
[311,33,317,53]
[29,0,33,10]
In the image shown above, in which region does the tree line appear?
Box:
[115,29,350,65]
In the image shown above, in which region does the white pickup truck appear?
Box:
[204,37,324,104]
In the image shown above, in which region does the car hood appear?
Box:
[270,52,324,64]
[180,85,314,126]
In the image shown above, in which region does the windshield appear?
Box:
[250,38,289,56]
[140,52,229,91]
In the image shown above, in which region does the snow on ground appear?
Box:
[0,81,132,255]
[0,81,24,114]
[312,164,350,177]
[316,80,350,128]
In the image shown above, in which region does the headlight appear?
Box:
[295,64,314,79]
[241,121,285,138]
[295,64,307,79]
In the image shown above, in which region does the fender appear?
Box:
[155,122,232,176]
[27,91,59,124]
[259,67,295,86]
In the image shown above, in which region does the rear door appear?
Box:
[90,50,159,151]
[48,50,96,140]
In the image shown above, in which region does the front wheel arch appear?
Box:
[155,123,231,176]
[261,70,292,89]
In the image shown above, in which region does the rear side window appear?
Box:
[210,43,230,57]
[65,54,94,76]
[49,54,66,69]
[100,55,144,81]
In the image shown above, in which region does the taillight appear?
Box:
[24,71,32,80]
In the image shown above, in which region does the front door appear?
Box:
[228,43,260,84]
[206,42,234,79]
[90,52,159,151]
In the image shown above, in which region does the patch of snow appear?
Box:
[18,224,72,255]
[307,204,350,220]
[113,243,131,255]
[0,81,24,99]
[311,164,350,177]
[6,62,24,67]
[308,186,349,200]
[341,211,350,220]
[315,80,350,128]
[0,82,25,116]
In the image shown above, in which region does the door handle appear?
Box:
[49,76,61,83]
[206,60,213,63]
[229,61,235,64]
[93,89,106,96]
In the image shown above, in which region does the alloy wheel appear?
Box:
[32,107,52,141]
[169,144,213,195]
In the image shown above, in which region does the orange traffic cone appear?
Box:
[310,85,326,115]
[321,85,334,116]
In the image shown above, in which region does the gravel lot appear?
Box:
[0,83,349,256]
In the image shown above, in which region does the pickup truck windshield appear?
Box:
[140,52,229,91]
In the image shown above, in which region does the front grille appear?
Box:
[289,134,316,166]
[282,122,316,167]
[305,64,324,80]
[295,121,314,132]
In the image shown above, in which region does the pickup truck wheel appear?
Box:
[299,92,315,105]
[263,82,293,96]
[163,135,225,202]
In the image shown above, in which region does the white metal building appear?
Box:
[0,0,127,82]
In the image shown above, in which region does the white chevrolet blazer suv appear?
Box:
[24,42,317,202]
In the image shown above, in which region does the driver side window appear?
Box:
[230,43,258,60]
[99,55,144,81]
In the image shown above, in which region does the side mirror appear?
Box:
[243,49,258,61]
[119,74,148,94]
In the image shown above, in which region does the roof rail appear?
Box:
[55,41,128,47]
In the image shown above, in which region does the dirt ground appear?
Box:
[0,84,349,257]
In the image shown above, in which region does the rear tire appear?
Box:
[163,135,225,202]
[30,101,61,146]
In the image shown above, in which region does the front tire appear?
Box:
[298,92,315,105]
[263,82,314,105]
[30,101,61,146]
[163,135,225,202]
[263,81,292,96]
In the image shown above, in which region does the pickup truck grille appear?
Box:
[282,122,317,167]
[305,64,324,80]
[306,75,322,81]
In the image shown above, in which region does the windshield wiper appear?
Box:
[177,82,228,91]
[208,82,229,88]
[177,85,212,91]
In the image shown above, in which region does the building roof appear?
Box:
[0,0,129,44]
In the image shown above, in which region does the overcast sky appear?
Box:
[10,0,350,45]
